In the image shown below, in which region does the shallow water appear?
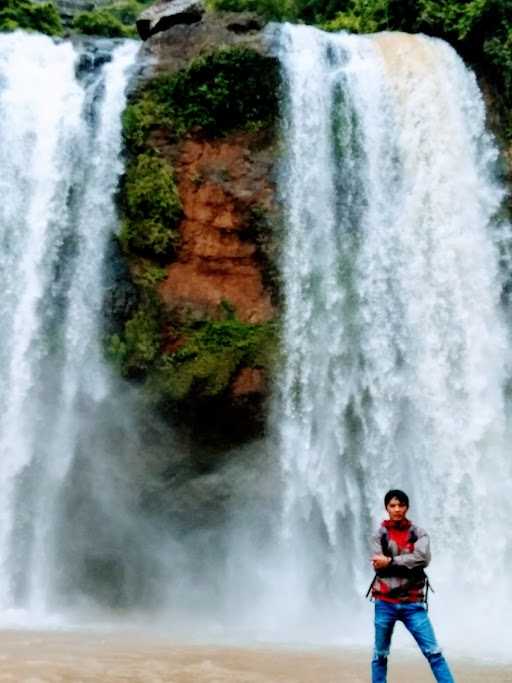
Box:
[0,631,509,682]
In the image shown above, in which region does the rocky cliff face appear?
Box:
[138,6,268,69]
[107,5,281,448]
[159,131,276,325]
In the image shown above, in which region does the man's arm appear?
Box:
[391,528,431,570]
[370,528,382,556]
[371,528,392,570]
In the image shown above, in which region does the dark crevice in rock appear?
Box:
[226,17,263,33]
[136,0,204,40]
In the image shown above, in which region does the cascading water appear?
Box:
[1,21,511,664]
[0,32,140,620]
[273,25,512,656]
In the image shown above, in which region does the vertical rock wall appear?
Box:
[108,9,282,447]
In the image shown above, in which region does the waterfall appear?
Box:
[274,25,512,656]
[0,32,139,620]
[1,23,511,661]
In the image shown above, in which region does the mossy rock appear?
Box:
[119,152,182,259]
[109,44,280,439]
[107,296,163,378]
[107,299,277,401]
[148,317,277,401]
[122,47,280,152]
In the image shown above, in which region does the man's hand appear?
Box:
[372,554,392,570]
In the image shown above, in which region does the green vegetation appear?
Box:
[0,0,63,35]
[119,152,182,259]
[206,0,295,21]
[72,8,130,38]
[0,0,151,37]
[108,297,163,378]
[71,0,149,38]
[122,47,279,151]
[112,47,279,408]
[109,301,277,399]
[149,317,277,400]
[130,258,167,288]
[321,0,393,32]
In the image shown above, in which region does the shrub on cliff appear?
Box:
[119,152,182,258]
[0,0,63,35]
[72,9,129,38]
[149,318,277,400]
[207,0,294,21]
[71,0,149,38]
[108,299,163,378]
[109,303,277,399]
[122,47,279,151]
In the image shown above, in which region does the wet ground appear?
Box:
[0,631,510,682]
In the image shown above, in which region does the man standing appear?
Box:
[370,489,455,683]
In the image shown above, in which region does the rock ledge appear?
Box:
[137,0,205,41]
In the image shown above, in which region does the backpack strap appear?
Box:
[364,528,390,600]
[365,574,377,599]
[380,528,391,557]
[424,575,435,611]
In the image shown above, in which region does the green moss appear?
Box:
[130,258,167,288]
[107,299,163,378]
[122,92,172,151]
[148,318,277,400]
[0,0,63,35]
[122,47,279,152]
[119,152,182,259]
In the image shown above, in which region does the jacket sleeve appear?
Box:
[391,527,431,569]
[370,528,382,556]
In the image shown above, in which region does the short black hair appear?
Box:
[384,489,409,508]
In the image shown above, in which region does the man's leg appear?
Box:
[371,601,397,683]
[401,603,455,683]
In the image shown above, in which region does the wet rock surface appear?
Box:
[158,131,276,325]
[139,8,270,75]
[137,0,205,41]
[112,2,279,445]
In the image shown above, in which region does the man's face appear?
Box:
[386,497,408,522]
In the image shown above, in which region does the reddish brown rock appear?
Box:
[158,131,276,324]
[231,368,266,397]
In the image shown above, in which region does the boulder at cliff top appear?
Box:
[138,7,267,74]
[137,0,205,41]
